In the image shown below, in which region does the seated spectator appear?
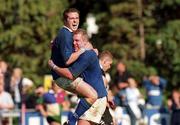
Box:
[35,85,61,125]
[0,60,11,93]
[114,61,132,106]
[125,78,144,125]
[143,75,167,108]
[0,70,14,125]
[114,61,132,90]
[0,70,14,111]
[10,68,34,109]
[10,68,23,109]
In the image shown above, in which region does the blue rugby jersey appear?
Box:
[143,77,167,106]
[51,27,74,80]
[69,50,107,98]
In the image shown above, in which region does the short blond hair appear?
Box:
[99,51,113,61]
[73,29,89,42]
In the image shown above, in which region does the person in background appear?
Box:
[0,70,14,111]
[10,68,23,108]
[114,61,132,107]
[167,88,180,125]
[10,68,34,109]
[35,85,61,125]
[21,78,36,109]
[125,78,144,125]
[0,60,11,93]
[0,69,14,125]
[143,75,167,108]
[114,61,132,91]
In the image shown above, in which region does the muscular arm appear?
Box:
[65,49,85,65]
[66,42,94,65]
[58,30,87,66]
[48,59,74,80]
[53,66,74,80]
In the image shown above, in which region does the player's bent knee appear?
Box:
[89,92,98,104]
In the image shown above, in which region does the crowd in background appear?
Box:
[0,59,180,125]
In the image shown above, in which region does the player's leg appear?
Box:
[72,78,97,104]
[98,107,114,125]
[49,60,97,104]
[56,77,98,125]
[78,97,107,125]
[55,77,97,104]
[68,79,98,125]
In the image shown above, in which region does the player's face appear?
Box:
[102,58,112,72]
[65,12,79,31]
[73,34,86,51]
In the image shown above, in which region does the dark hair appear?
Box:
[63,8,80,23]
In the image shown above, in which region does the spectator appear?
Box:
[10,67,34,109]
[0,70,14,125]
[0,60,11,93]
[167,89,180,125]
[10,68,23,109]
[21,78,36,109]
[114,61,132,107]
[35,85,61,125]
[143,75,167,108]
[0,70,14,111]
[114,61,132,90]
[125,78,144,125]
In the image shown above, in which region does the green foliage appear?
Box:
[0,0,68,84]
[146,20,180,86]
[89,0,180,89]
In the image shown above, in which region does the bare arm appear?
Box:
[48,60,74,80]
[66,42,94,65]
[66,49,85,65]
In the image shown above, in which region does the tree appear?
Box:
[0,0,68,84]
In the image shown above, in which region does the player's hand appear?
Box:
[93,48,99,55]
[108,100,116,109]
[107,94,116,109]
[48,60,56,70]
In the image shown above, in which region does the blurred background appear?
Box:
[0,0,180,125]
